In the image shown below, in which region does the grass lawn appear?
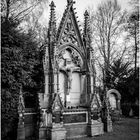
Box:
[72,118,139,140]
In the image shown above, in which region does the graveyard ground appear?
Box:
[71,117,139,140]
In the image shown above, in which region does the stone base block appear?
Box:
[65,124,87,139]
[17,126,25,140]
[87,121,104,136]
[39,127,47,140]
[104,118,113,132]
[47,126,67,140]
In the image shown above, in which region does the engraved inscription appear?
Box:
[63,113,86,124]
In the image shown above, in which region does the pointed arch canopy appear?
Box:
[58,43,86,68]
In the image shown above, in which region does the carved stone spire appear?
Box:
[48,1,56,68]
[83,10,90,41]
[43,1,56,73]
[83,10,91,59]
[83,10,92,105]
[83,10,92,61]
[48,1,56,48]
[48,1,56,111]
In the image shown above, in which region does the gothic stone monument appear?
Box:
[17,0,113,140]
[38,0,105,139]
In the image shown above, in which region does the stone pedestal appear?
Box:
[104,118,113,132]
[39,127,47,140]
[47,126,66,140]
[87,120,104,136]
[17,125,25,140]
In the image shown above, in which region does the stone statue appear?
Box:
[60,58,80,94]
[40,109,47,127]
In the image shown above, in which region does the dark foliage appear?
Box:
[1,18,44,140]
[105,59,139,116]
[118,67,139,104]
[106,59,132,89]
[126,0,139,74]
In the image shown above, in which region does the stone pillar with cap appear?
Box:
[17,86,25,140]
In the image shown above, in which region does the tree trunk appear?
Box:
[134,22,137,76]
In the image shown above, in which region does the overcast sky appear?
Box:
[40,0,131,25]
[53,0,130,19]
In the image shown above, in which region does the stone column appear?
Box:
[17,113,25,140]
[54,72,57,93]
[45,73,49,95]
[17,87,25,140]
[105,115,113,132]
[44,72,49,108]
[86,72,91,106]
[39,109,50,140]
[90,74,94,99]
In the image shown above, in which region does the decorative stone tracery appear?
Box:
[60,17,78,45]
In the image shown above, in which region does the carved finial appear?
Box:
[83,10,91,48]
[83,10,90,35]
[67,0,72,4]
[67,0,75,6]
[48,0,56,54]
[49,1,56,10]
[84,10,89,17]
[48,1,56,33]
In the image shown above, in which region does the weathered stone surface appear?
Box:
[47,127,67,140]
[87,121,104,136]
[17,126,25,140]
[39,127,47,140]
[64,124,88,139]
[107,89,121,110]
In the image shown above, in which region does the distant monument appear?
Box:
[107,89,121,111]
[17,0,113,140]
[107,89,122,121]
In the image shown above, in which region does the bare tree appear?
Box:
[1,0,48,21]
[126,0,139,75]
[1,0,49,48]
[88,0,127,88]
